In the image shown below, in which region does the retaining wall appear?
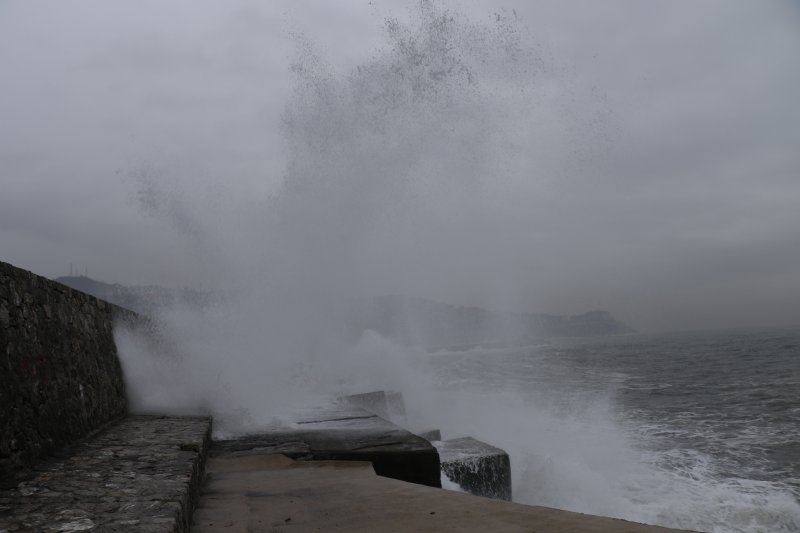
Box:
[0,261,134,480]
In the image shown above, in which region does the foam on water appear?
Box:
[625,457,800,533]
[413,342,800,532]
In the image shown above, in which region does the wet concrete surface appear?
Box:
[0,415,210,532]
[193,454,694,533]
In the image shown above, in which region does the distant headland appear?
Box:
[55,276,634,347]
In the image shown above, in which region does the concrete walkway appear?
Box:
[0,415,210,532]
[193,454,692,533]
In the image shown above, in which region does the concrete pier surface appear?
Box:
[0,415,211,532]
[193,454,693,533]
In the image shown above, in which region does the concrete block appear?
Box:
[385,390,407,425]
[435,437,512,501]
[418,429,442,441]
[212,405,441,488]
[338,390,407,426]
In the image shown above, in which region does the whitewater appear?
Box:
[415,328,800,532]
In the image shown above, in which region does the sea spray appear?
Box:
[109,2,800,531]
[417,343,800,532]
[116,0,588,425]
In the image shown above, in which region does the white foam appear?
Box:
[440,472,466,493]
[400,354,800,533]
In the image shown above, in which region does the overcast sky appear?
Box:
[1,1,799,331]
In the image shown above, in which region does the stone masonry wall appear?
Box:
[0,261,134,481]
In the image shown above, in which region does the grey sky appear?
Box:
[1,1,799,331]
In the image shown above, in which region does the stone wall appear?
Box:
[0,261,135,480]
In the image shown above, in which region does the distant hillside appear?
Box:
[55,276,633,345]
[54,276,213,316]
[350,295,634,347]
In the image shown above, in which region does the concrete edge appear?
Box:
[176,417,213,533]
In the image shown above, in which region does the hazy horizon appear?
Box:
[46,272,800,336]
[2,1,799,332]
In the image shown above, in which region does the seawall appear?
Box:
[0,261,134,479]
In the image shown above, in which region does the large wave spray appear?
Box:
[111,2,800,532]
[116,1,591,427]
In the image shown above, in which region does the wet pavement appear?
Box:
[0,415,210,532]
[192,454,692,533]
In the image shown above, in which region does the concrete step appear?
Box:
[0,415,211,532]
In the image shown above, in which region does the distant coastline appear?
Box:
[55,275,634,346]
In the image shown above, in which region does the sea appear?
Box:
[422,328,800,533]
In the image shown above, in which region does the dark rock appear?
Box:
[435,437,512,501]
[213,405,441,488]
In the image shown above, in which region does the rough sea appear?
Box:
[423,328,800,533]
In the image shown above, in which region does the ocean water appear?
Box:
[421,328,800,532]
